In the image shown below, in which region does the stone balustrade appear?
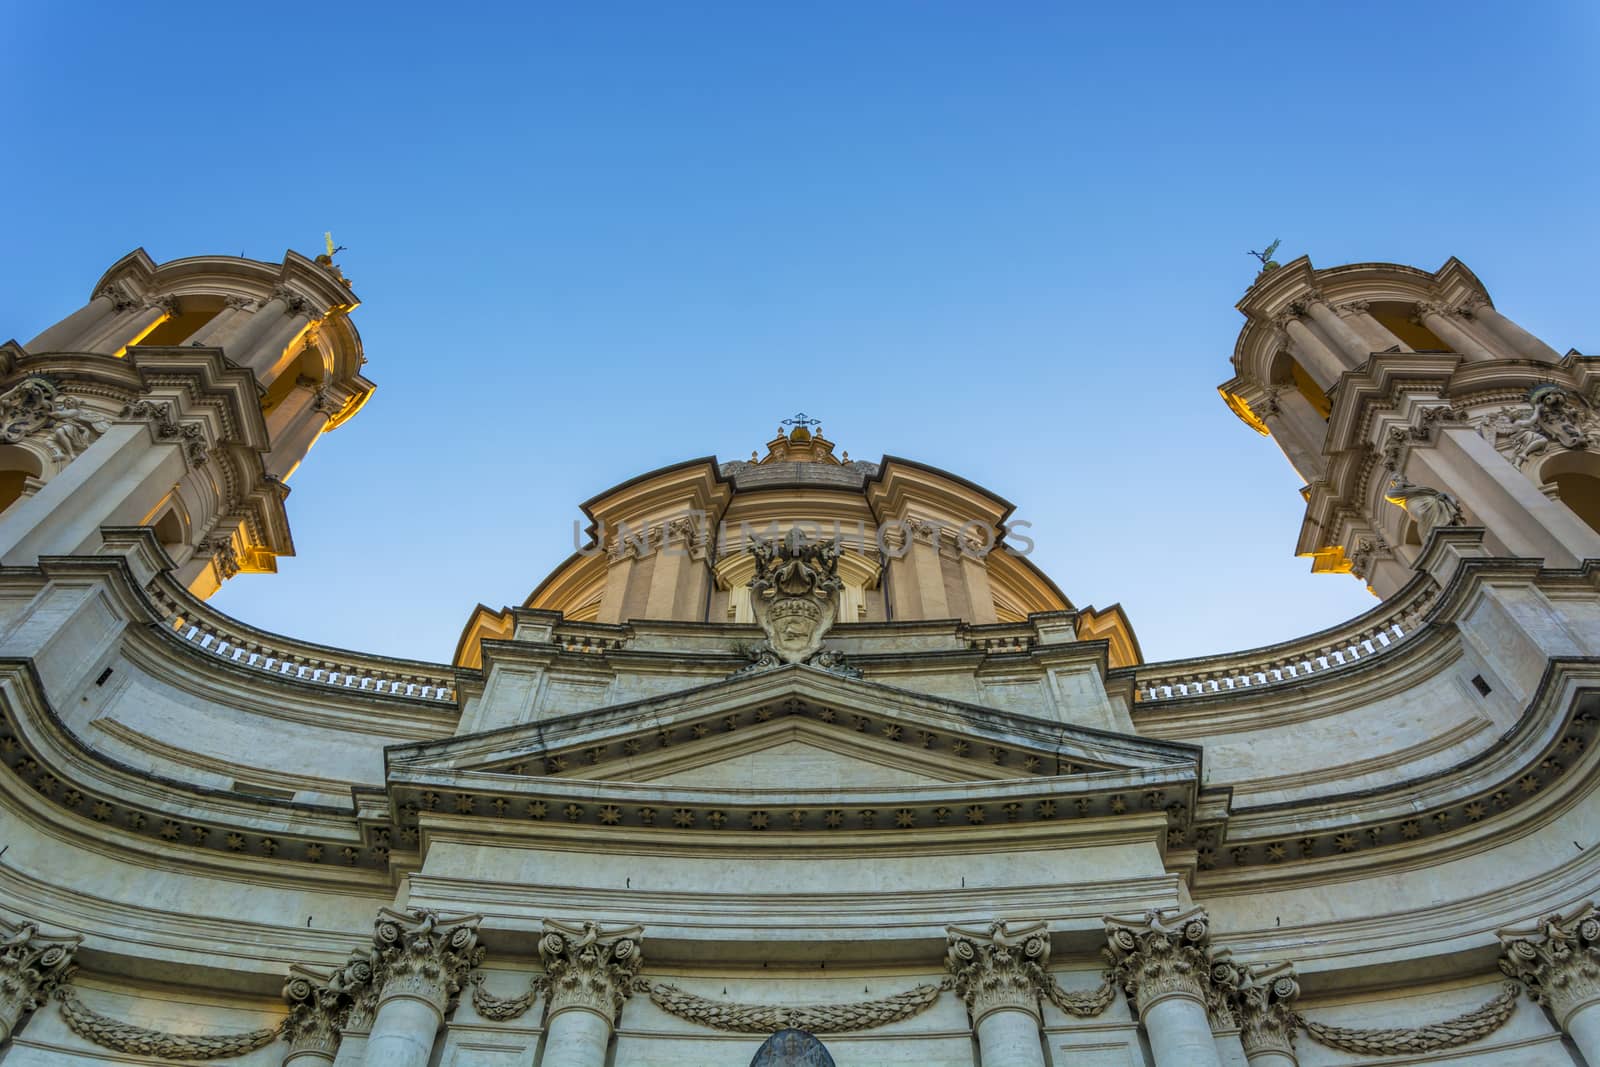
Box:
[1131,573,1438,702]
[145,576,458,703]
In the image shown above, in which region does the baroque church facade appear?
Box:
[0,247,1596,1066]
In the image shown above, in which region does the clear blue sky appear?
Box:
[4,2,1596,664]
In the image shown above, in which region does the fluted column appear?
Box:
[24,290,119,353]
[1335,300,1411,353]
[0,915,79,1044]
[363,909,482,1067]
[1413,302,1498,362]
[1105,908,1223,1067]
[1462,299,1563,362]
[1500,901,1600,1064]
[222,288,316,384]
[1275,312,1344,391]
[945,921,1050,1067]
[186,295,260,347]
[1304,299,1372,364]
[85,294,176,355]
[265,385,340,480]
[538,919,644,1067]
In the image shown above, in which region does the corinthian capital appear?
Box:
[370,908,483,1015]
[1103,906,1213,1017]
[944,920,1051,1024]
[282,963,352,1059]
[0,913,80,1041]
[538,919,644,1024]
[1499,901,1600,1027]
[1233,959,1300,1058]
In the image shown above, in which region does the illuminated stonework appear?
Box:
[0,249,1597,1066]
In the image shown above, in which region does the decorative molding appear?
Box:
[1476,384,1599,470]
[640,978,942,1033]
[92,286,138,313]
[1103,906,1213,1017]
[1499,900,1600,1027]
[0,913,78,1041]
[945,920,1051,1024]
[198,537,241,580]
[470,972,540,1021]
[56,986,283,1060]
[1043,971,1116,1017]
[0,376,110,461]
[1295,980,1520,1055]
[120,398,208,466]
[538,919,642,1024]
[742,528,846,672]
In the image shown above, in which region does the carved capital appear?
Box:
[198,538,241,580]
[224,294,261,312]
[119,399,208,466]
[1500,901,1600,1027]
[93,285,139,313]
[143,293,179,317]
[0,914,79,1039]
[1103,907,1213,1018]
[311,389,344,417]
[370,908,483,1016]
[538,919,643,1024]
[1410,300,1447,324]
[272,286,313,317]
[282,963,351,1057]
[944,920,1050,1025]
[1335,299,1371,315]
[1233,960,1299,1057]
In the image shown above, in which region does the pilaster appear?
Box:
[0,915,79,1044]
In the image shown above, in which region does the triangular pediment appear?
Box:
[569,719,1002,788]
[381,667,1207,843]
[389,664,1199,785]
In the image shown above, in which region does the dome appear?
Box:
[452,422,1139,669]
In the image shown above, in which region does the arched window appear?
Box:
[0,445,44,515]
[1540,452,1600,536]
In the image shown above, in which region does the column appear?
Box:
[364,908,483,1067]
[84,295,176,356]
[1500,901,1600,1065]
[538,919,644,1067]
[186,295,260,347]
[0,420,188,564]
[1335,300,1411,353]
[24,291,118,353]
[1104,908,1223,1067]
[264,386,338,480]
[1276,312,1345,391]
[0,916,79,1043]
[282,966,345,1066]
[223,289,315,385]
[1304,300,1373,364]
[1260,389,1328,484]
[1414,427,1600,566]
[1463,299,1563,362]
[1413,303,1498,363]
[945,921,1050,1067]
[1234,962,1299,1067]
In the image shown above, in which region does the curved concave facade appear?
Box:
[0,248,1597,1067]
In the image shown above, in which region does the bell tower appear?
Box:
[1220,254,1600,597]
[0,246,375,597]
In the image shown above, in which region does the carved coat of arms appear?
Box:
[741,528,855,675]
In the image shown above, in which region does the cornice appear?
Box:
[1182,661,1600,885]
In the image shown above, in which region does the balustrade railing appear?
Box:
[1130,574,1439,703]
[145,576,458,703]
